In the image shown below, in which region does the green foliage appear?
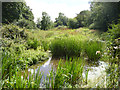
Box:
[104,22,120,88]
[21,49,49,66]
[108,22,120,40]
[41,40,49,51]
[2,2,23,24]
[76,10,91,27]
[2,52,16,80]
[105,39,119,88]
[1,24,28,40]
[2,1,34,24]
[27,39,40,50]
[21,3,34,21]
[102,20,120,46]
[36,18,41,29]
[50,36,82,58]
[41,12,53,30]
[15,18,36,29]
[53,58,84,88]
[2,66,42,88]
[68,18,78,29]
[89,2,120,31]
[54,12,68,27]
[84,40,103,61]
[2,58,85,88]
[55,25,68,30]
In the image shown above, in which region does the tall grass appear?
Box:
[2,67,42,88]
[84,40,103,61]
[50,36,82,58]
[2,52,17,80]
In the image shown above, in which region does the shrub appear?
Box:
[68,18,78,29]
[104,22,120,88]
[41,40,49,51]
[50,36,82,58]
[1,24,28,40]
[21,49,49,66]
[15,18,36,29]
[27,39,40,50]
[108,22,120,40]
[55,25,68,30]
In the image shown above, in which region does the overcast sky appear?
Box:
[25,0,90,22]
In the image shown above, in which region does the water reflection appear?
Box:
[27,57,108,87]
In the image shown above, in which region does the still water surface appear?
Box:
[27,57,108,87]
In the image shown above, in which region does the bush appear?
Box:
[27,39,40,50]
[1,24,28,40]
[50,36,82,58]
[15,18,36,29]
[68,18,78,29]
[104,22,120,88]
[108,22,120,40]
[41,40,49,51]
[55,25,68,30]
[21,49,49,66]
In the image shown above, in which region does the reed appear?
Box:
[84,40,103,61]
[53,58,85,88]
[50,36,82,58]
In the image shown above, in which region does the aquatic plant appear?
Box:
[52,58,85,88]
[84,40,103,61]
[2,67,42,88]
[50,36,82,58]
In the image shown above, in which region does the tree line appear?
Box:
[1,1,120,31]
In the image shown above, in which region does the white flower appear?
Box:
[96,51,101,55]
[114,46,118,49]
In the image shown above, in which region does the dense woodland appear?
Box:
[1,0,120,89]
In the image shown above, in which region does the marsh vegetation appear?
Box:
[1,0,120,89]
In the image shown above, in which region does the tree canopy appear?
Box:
[2,2,22,24]
[2,1,34,23]
[76,10,91,27]
[41,12,53,30]
[89,2,120,31]
[54,12,68,27]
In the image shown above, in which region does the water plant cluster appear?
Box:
[50,36,104,61]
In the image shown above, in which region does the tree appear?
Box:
[76,10,91,27]
[20,3,34,21]
[36,18,41,29]
[68,18,78,29]
[41,12,53,30]
[89,2,120,31]
[54,12,68,27]
[2,1,35,29]
[2,2,23,24]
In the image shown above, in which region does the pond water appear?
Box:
[27,57,108,87]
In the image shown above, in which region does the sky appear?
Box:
[25,0,90,22]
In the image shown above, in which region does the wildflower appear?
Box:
[114,46,118,49]
[96,51,101,55]
[21,76,23,79]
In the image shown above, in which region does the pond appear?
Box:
[27,57,108,87]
